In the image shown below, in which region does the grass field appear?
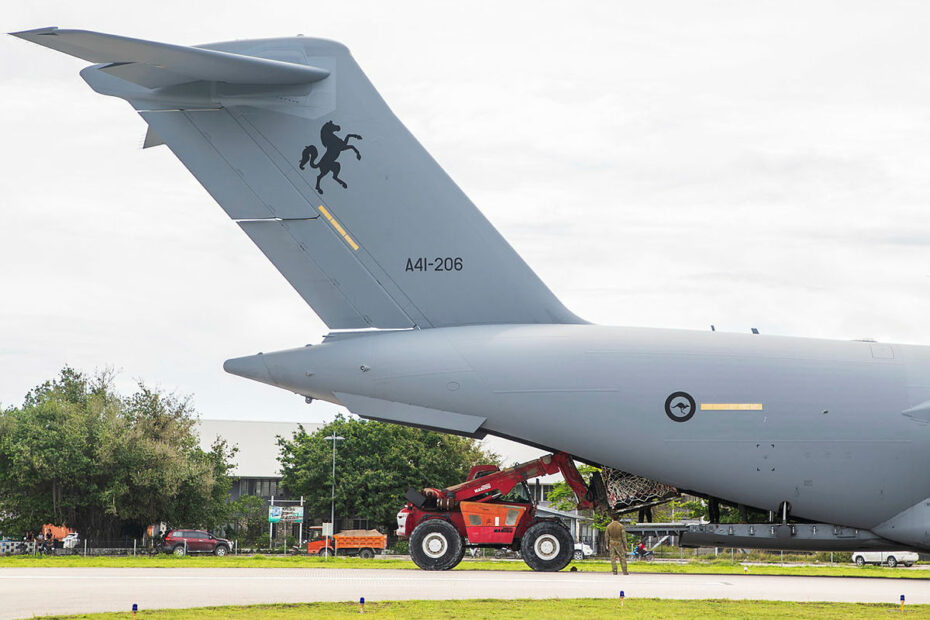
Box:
[35,599,930,619]
[1,554,927,579]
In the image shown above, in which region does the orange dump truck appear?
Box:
[306,528,386,558]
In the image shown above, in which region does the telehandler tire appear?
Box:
[409,519,464,570]
[521,521,573,572]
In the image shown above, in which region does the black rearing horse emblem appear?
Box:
[299,120,362,194]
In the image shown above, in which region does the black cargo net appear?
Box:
[602,467,679,512]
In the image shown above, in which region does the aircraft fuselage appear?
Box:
[225,324,930,551]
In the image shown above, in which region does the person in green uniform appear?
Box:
[605,517,629,575]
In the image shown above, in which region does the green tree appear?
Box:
[547,463,611,530]
[278,415,499,532]
[662,497,768,523]
[0,367,235,539]
[226,494,268,545]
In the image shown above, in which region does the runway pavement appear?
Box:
[1,567,926,619]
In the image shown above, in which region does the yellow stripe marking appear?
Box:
[318,205,359,251]
[700,403,764,411]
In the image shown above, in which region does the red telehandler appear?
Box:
[396,452,607,571]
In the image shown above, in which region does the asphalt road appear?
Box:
[0,567,926,619]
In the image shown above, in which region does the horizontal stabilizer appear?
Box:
[10,27,329,87]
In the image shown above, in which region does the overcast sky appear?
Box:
[3,1,929,463]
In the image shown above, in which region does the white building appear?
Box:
[196,419,322,500]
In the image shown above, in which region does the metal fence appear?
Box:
[0,540,35,555]
[0,538,153,556]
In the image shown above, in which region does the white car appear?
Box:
[61,533,80,549]
[573,542,594,560]
[852,550,918,567]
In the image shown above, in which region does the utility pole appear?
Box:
[298,496,304,548]
[325,431,344,557]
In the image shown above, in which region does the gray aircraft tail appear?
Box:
[13,27,582,330]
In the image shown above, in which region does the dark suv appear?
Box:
[162,529,231,556]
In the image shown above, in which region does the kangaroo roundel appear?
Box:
[299,120,362,194]
[665,391,696,422]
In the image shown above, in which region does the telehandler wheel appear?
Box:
[409,519,464,570]
[521,521,573,572]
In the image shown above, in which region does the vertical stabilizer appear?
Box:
[14,28,582,329]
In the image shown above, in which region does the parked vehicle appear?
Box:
[306,528,386,558]
[494,547,521,559]
[41,524,76,541]
[161,530,232,556]
[852,551,917,567]
[61,533,80,550]
[572,542,593,560]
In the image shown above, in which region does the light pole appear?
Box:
[325,431,344,557]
